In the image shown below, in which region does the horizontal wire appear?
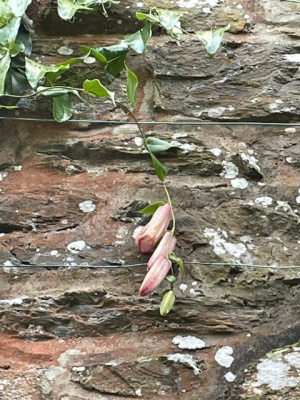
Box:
[0,262,300,269]
[1,116,300,126]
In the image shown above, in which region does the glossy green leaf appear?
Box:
[156,8,185,31]
[0,104,17,109]
[125,64,138,107]
[0,50,11,95]
[9,41,25,56]
[45,54,88,85]
[52,93,73,122]
[0,16,21,45]
[0,3,14,28]
[138,201,165,214]
[4,56,28,102]
[160,290,175,316]
[169,252,186,275]
[25,58,68,88]
[150,153,167,181]
[57,0,94,20]
[124,20,152,54]
[83,78,115,105]
[195,24,230,55]
[6,0,32,17]
[83,43,129,81]
[146,137,178,153]
[17,15,34,56]
[36,86,80,98]
[166,275,177,284]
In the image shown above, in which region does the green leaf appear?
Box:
[6,0,32,17]
[169,253,186,276]
[25,58,68,88]
[36,87,82,102]
[160,290,175,316]
[166,275,177,284]
[52,94,73,122]
[138,201,165,214]
[125,64,138,107]
[83,43,129,81]
[0,104,17,109]
[4,56,28,102]
[0,50,11,95]
[0,3,14,28]
[146,137,178,153]
[124,20,152,54]
[9,41,25,56]
[0,16,21,45]
[57,0,94,20]
[156,8,185,32]
[45,54,88,85]
[83,78,115,105]
[195,24,230,56]
[150,153,167,181]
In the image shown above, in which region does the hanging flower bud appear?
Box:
[147,231,176,270]
[135,204,172,253]
[139,255,172,296]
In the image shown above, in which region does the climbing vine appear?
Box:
[0,0,229,315]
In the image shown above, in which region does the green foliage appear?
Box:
[150,153,168,181]
[57,0,119,20]
[138,201,166,214]
[52,93,72,122]
[146,137,180,153]
[169,252,186,275]
[125,64,138,108]
[195,24,230,55]
[0,50,10,95]
[83,78,115,105]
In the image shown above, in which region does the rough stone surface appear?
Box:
[0,0,300,399]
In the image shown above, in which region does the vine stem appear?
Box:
[115,102,149,152]
[162,182,176,236]
[115,102,176,235]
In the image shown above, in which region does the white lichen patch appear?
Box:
[230,178,249,189]
[167,353,201,375]
[296,189,300,204]
[220,161,239,179]
[284,54,300,63]
[57,46,73,56]
[255,359,299,390]
[0,172,8,181]
[172,335,206,350]
[203,228,249,260]
[50,250,59,256]
[215,346,234,368]
[179,283,188,292]
[134,136,143,147]
[67,240,86,254]
[83,56,96,64]
[224,371,237,382]
[0,296,27,305]
[210,147,222,157]
[240,150,261,173]
[255,196,273,207]
[207,106,226,118]
[79,200,96,213]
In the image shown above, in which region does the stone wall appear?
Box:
[0,0,299,399]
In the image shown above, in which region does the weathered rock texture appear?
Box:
[0,0,300,399]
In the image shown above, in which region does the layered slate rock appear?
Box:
[0,0,300,399]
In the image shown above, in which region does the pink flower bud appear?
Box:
[139,255,172,296]
[147,232,176,270]
[135,204,172,254]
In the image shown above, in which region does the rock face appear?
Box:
[0,1,300,399]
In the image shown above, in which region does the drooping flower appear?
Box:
[139,232,177,296]
[139,255,172,296]
[135,204,172,253]
[147,231,176,270]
